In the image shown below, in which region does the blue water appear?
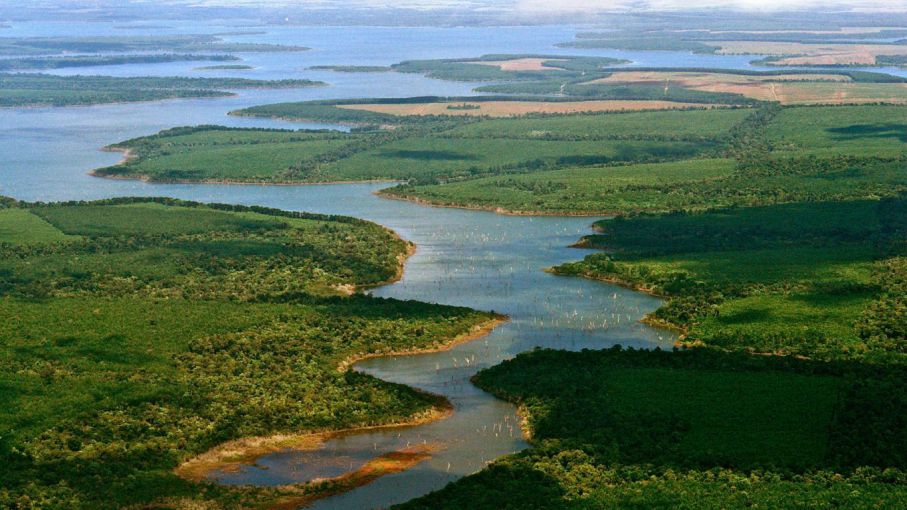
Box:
[2,19,890,509]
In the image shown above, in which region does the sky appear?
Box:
[187,0,907,12]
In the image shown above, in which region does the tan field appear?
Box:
[337,100,724,117]
[468,57,565,71]
[707,41,907,66]
[686,26,907,35]
[769,82,907,104]
[585,71,907,104]
[588,71,851,88]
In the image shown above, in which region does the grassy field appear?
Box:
[554,197,905,361]
[766,105,907,157]
[337,100,724,117]
[322,136,708,183]
[0,208,77,244]
[0,197,495,509]
[386,104,907,213]
[585,71,907,104]
[383,159,737,214]
[709,40,907,66]
[441,108,750,139]
[99,108,743,184]
[96,127,360,182]
[0,74,324,107]
[390,54,629,81]
[397,348,907,510]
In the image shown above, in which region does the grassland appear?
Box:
[555,29,907,68]
[337,100,722,117]
[554,196,905,361]
[584,70,907,104]
[0,197,496,509]
[385,98,906,509]
[383,159,737,215]
[99,108,745,184]
[0,73,325,107]
[391,54,629,82]
[322,136,708,183]
[397,348,907,510]
[95,127,361,183]
[383,105,907,213]
[766,105,907,157]
[709,41,907,66]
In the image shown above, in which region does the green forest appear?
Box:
[0,74,325,107]
[7,35,907,509]
[0,198,496,509]
[397,348,906,509]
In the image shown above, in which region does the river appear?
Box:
[4,19,891,508]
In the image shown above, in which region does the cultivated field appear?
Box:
[588,71,907,104]
[337,100,724,117]
[468,57,566,71]
[708,40,907,65]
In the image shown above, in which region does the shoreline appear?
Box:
[92,147,398,186]
[355,229,416,293]
[0,82,327,111]
[546,268,688,340]
[338,314,509,372]
[174,315,508,505]
[227,110,368,128]
[267,444,442,510]
[89,159,400,188]
[376,190,617,217]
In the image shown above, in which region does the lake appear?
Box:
[3,19,880,508]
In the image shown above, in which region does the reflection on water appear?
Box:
[9,20,894,508]
[180,184,674,509]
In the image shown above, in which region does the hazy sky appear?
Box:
[190,0,907,12]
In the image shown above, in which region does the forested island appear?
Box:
[0,54,242,72]
[0,74,325,107]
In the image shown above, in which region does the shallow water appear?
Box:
[4,19,890,508]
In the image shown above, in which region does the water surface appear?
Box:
[8,20,890,508]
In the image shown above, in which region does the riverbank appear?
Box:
[91,148,399,186]
[377,189,616,217]
[175,314,508,506]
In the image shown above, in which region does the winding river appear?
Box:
[8,20,902,509]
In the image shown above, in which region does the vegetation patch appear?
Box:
[337,100,724,117]
[766,105,907,157]
[104,107,738,184]
[95,126,361,183]
[0,73,325,107]
[554,197,906,361]
[195,64,254,71]
[0,197,496,509]
[382,158,738,215]
[396,347,907,510]
[391,54,629,82]
[0,54,240,71]
[0,34,308,56]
